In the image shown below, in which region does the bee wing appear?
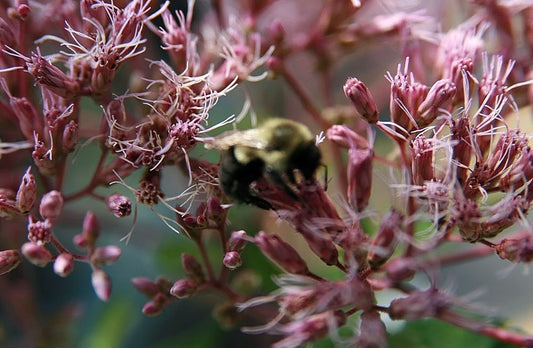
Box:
[204,129,270,150]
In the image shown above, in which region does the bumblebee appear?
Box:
[207,118,322,209]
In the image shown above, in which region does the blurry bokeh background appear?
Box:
[1,0,532,347]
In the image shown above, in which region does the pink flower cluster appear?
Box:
[1,0,533,347]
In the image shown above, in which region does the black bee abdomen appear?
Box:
[219,147,272,209]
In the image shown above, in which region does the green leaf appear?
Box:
[389,319,521,348]
[78,300,136,348]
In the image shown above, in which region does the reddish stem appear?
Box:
[439,310,533,347]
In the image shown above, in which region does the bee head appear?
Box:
[288,140,322,181]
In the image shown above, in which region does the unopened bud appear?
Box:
[17,4,31,20]
[106,194,132,218]
[11,96,42,141]
[73,234,88,249]
[39,190,63,223]
[0,249,21,275]
[254,231,309,275]
[384,257,416,281]
[8,4,30,20]
[0,196,19,219]
[142,293,168,316]
[61,120,79,152]
[132,277,160,297]
[228,230,247,251]
[411,136,435,185]
[82,211,100,246]
[496,236,533,263]
[417,79,456,127]
[206,197,224,224]
[169,278,197,298]
[92,269,112,301]
[266,56,283,76]
[16,167,36,214]
[347,147,373,211]
[223,251,242,270]
[91,245,121,267]
[368,209,403,269]
[344,77,379,123]
[32,136,55,175]
[389,289,451,320]
[53,253,74,277]
[21,242,53,267]
[181,253,205,283]
[268,20,285,44]
[357,311,387,348]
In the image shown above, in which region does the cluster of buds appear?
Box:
[132,277,174,316]
[176,197,226,238]
[2,0,533,347]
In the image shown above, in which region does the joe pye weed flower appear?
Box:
[2,0,533,347]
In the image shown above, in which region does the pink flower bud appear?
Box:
[21,242,53,267]
[356,311,387,348]
[170,278,197,298]
[344,78,379,123]
[0,249,21,275]
[384,257,416,281]
[53,253,74,277]
[0,195,19,219]
[228,230,247,251]
[61,120,79,153]
[368,210,403,269]
[11,96,42,141]
[268,20,285,43]
[254,232,309,275]
[16,4,30,20]
[450,116,472,184]
[223,251,242,270]
[132,277,160,297]
[91,245,121,267]
[417,79,456,127]
[26,52,80,99]
[347,147,373,211]
[388,63,428,132]
[73,234,88,249]
[274,311,347,347]
[266,56,283,75]
[92,269,112,301]
[16,166,36,214]
[106,194,132,218]
[182,215,197,228]
[411,136,435,185]
[82,211,100,246]
[389,289,451,320]
[142,299,163,316]
[32,136,55,176]
[39,190,63,222]
[496,236,533,263]
[27,216,52,244]
[206,197,224,224]
[326,124,369,150]
[142,293,168,316]
[181,253,205,283]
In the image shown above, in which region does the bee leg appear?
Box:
[266,168,298,200]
